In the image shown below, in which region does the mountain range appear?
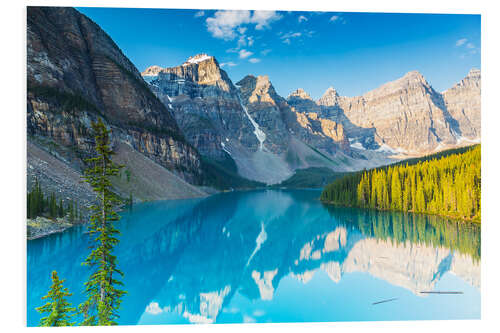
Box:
[143,56,481,185]
[27,7,481,205]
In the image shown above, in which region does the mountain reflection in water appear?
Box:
[27,189,480,325]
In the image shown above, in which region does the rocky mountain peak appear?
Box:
[141,65,163,76]
[182,53,214,66]
[393,70,428,88]
[362,70,431,102]
[317,86,340,106]
[456,68,481,89]
[288,88,312,101]
[441,68,481,139]
[404,70,425,80]
[237,75,280,105]
[467,68,481,78]
[149,54,234,94]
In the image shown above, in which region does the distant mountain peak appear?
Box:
[183,53,214,66]
[288,88,312,101]
[324,86,339,96]
[395,70,428,86]
[467,68,481,78]
[317,86,340,106]
[141,65,163,76]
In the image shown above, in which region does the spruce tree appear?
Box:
[79,119,125,326]
[320,145,480,222]
[36,271,76,327]
[59,198,64,218]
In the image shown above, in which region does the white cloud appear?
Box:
[298,15,308,23]
[206,10,252,40]
[239,49,253,59]
[237,35,247,48]
[329,14,346,24]
[249,58,261,63]
[261,49,271,56]
[456,39,479,59]
[220,61,237,67]
[251,11,282,30]
[247,36,254,47]
[280,31,313,45]
[206,10,282,40]
[194,10,205,18]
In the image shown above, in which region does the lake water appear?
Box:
[27,189,481,326]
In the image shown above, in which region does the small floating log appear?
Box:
[372,297,398,305]
[420,291,463,294]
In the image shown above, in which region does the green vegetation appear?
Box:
[199,155,264,190]
[34,119,128,326]
[27,83,101,115]
[27,179,80,221]
[124,169,131,183]
[79,119,126,325]
[36,271,76,327]
[272,167,345,188]
[321,145,481,222]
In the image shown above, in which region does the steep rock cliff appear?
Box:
[293,70,481,155]
[143,54,259,160]
[27,7,202,186]
[443,68,481,140]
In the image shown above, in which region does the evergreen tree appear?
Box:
[79,119,125,326]
[36,271,76,327]
[320,145,481,222]
[58,198,64,218]
[49,193,57,218]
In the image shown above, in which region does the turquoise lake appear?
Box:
[27,189,481,325]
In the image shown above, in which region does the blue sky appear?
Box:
[77,7,480,99]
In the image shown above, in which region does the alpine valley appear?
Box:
[26,7,482,326]
[27,7,480,234]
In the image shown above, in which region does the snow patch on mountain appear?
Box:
[183,53,212,65]
[238,96,267,150]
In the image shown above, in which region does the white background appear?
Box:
[1,0,498,332]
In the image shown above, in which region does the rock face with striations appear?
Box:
[443,68,481,139]
[287,88,351,154]
[291,70,481,155]
[335,71,459,153]
[144,63,366,184]
[143,54,258,160]
[236,75,292,154]
[27,7,202,184]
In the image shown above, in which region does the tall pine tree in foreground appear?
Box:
[79,119,125,325]
[36,271,76,327]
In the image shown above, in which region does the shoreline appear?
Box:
[320,200,481,224]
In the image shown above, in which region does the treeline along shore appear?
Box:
[320,145,481,223]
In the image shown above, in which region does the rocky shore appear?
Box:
[27,216,74,240]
